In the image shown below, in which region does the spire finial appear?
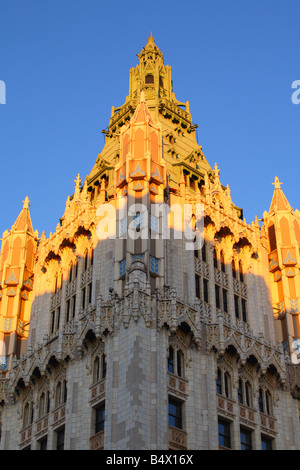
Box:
[23,196,30,209]
[272,176,282,190]
[148,31,154,43]
[214,163,220,181]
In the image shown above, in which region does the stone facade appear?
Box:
[0,34,299,450]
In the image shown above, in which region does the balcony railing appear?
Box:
[194,257,209,277]
[35,414,49,437]
[167,373,188,398]
[217,394,235,417]
[260,412,276,435]
[168,426,187,450]
[90,430,104,450]
[239,403,256,426]
[51,290,61,309]
[20,424,32,447]
[65,279,77,298]
[81,265,93,287]
[90,378,105,405]
[233,278,247,297]
[214,268,229,288]
[52,403,66,428]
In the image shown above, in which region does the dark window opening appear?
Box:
[145,74,154,84]
[240,427,252,450]
[168,397,182,430]
[95,403,105,433]
[218,419,231,449]
[168,347,174,374]
[56,427,65,450]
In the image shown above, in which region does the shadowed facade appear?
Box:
[0,35,299,450]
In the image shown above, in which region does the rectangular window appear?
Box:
[242,299,247,322]
[223,289,228,312]
[102,355,106,379]
[168,397,182,430]
[66,299,70,323]
[81,287,86,310]
[56,307,60,330]
[218,418,231,449]
[203,278,209,303]
[215,285,220,309]
[39,436,48,450]
[95,403,105,433]
[168,347,174,374]
[88,282,92,304]
[261,435,273,450]
[240,427,252,450]
[50,311,55,333]
[195,275,200,299]
[234,295,240,319]
[202,242,206,262]
[72,295,76,318]
[56,427,65,450]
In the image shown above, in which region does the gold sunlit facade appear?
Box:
[0,35,299,450]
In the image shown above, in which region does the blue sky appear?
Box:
[0,0,299,238]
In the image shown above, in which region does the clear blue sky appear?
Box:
[0,0,299,238]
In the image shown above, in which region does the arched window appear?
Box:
[216,368,232,398]
[69,262,73,283]
[93,354,107,383]
[213,249,218,269]
[202,240,207,262]
[239,261,244,283]
[168,347,174,374]
[232,260,236,279]
[238,378,253,407]
[93,356,100,383]
[168,346,184,377]
[23,403,29,428]
[177,350,183,377]
[91,248,94,266]
[84,250,88,271]
[102,354,106,379]
[39,393,45,418]
[54,274,58,293]
[266,390,272,416]
[224,372,231,398]
[216,368,222,394]
[46,391,51,414]
[63,380,68,404]
[56,382,62,408]
[220,251,225,272]
[238,379,243,403]
[258,388,264,413]
[145,74,154,84]
[245,381,252,407]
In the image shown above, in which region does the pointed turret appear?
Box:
[0,198,38,375]
[13,196,34,233]
[263,177,300,357]
[269,176,292,213]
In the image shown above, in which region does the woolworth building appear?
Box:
[0,34,299,450]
